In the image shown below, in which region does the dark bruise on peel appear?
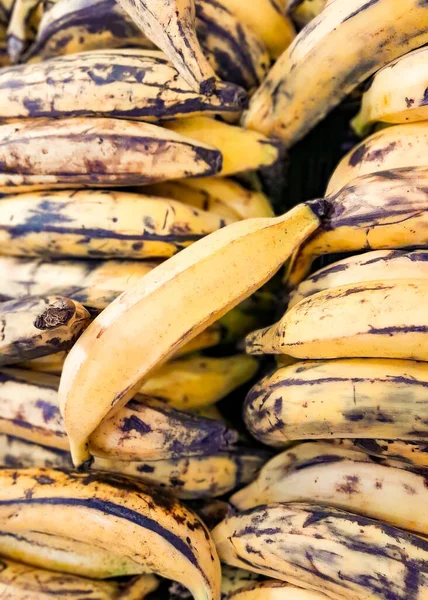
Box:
[342,0,381,23]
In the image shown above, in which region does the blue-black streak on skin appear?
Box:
[0,497,207,575]
[195,0,266,90]
[123,399,238,457]
[0,369,58,389]
[229,504,428,600]
[0,337,75,366]
[342,0,380,23]
[1,62,248,119]
[0,134,222,179]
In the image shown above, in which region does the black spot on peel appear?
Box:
[348,143,368,167]
[34,475,56,485]
[35,400,60,423]
[136,464,155,473]
[121,415,152,435]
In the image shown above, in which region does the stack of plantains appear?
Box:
[0,1,428,600]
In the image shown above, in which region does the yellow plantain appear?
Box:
[243,0,428,145]
[0,295,90,365]
[287,167,428,289]
[146,177,275,220]
[0,49,247,122]
[247,280,428,360]
[0,468,221,600]
[117,0,217,94]
[327,122,428,194]
[0,368,237,460]
[138,353,259,410]
[288,249,428,309]
[213,0,295,58]
[0,117,222,194]
[0,434,266,500]
[0,558,159,600]
[58,200,323,466]
[6,0,43,63]
[243,358,428,445]
[334,438,428,469]
[352,47,428,136]
[212,502,428,600]
[231,445,428,535]
[0,256,159,310]
[163,117,283,177]
[228,581,330,600]
[0,190,233,260]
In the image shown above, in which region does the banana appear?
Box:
[288,249,428,309]
[19,302,267,373]
[27,0,270,92]
[288,0,327,28]
[0,117,222,194]
[145,178,275,220]
[191,0,271,93]
[334,438,428,469]
[221,566,265,599]
[0,558,159,600]
[0,434,265,500]
[27,0,156,60]
[247,279,428,360]
[0,0,15,25]
[352,47,428,136]
[243,358,428,446]
[243,0,428,146]
[6,0,42,63]
[210,0,295,59]
[0,256,159,310]
[228,581,330,600]
[231,445,428,534]
[0,190,233,260]
[138,354,259,410]
[93,448,267,500]
[212,502,428,600]
[0,49,248,122]
[163,117,283,177]
[0,368,237,460]
[117,0,217,94]
[326,122,428,194]
[0,468,221,600]
[287,167,428,289]
[57,200,323,466]
[0,530,149,579]
[0,295,90,366]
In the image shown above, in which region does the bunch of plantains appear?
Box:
[0,0,428,599]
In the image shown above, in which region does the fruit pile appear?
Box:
[0,0,427,599]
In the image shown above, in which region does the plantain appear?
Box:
[288,249,428,309]
[117,0,217,95]
[0,557,159,600]
[247,280,428,360]
[352,47,428,136]
[243,358,428,446]
[288,0,327,28]
[0,117,222,194]
[213,0,295,58]
[213,502,428,600]
[27,0,270,92]
[6,0,43,63]
[137,353,259,410]
[0,368,237,460]
[243,0,428,146]
[227,581,330,600]
[0,256,159,310]
[0,434,265,500]
[0,190,233,260]
[145,177,275,220]
[0,295,90,365]
[287,167,428,289]
[0,49,247,122]
[0,468,221,600]
[57,201,323,466]
[231,443,428,535]
[326,122,428,194]
[163,117,283,177]
[334,438,428,470]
